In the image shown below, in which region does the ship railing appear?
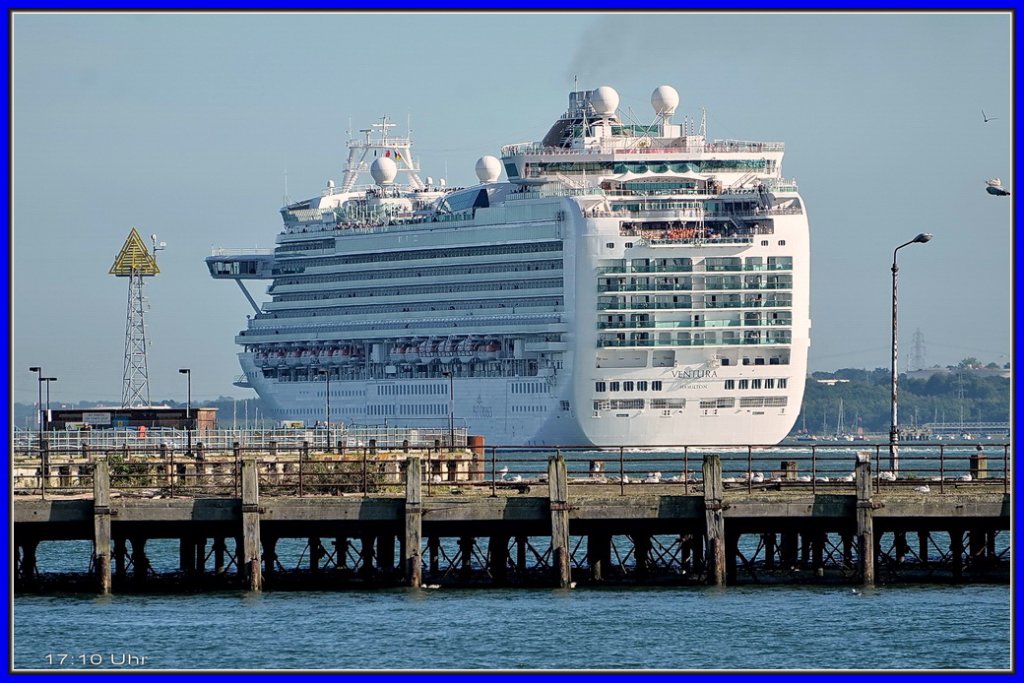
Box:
[210,247,275,256]
[596,337,792,348]
[15,442,1009,498]
[501,140,785,157]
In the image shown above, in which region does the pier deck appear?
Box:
[13,443,1011,592]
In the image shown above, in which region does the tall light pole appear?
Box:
[179,368,192,456]
[318,368,331,452]
[28,367,43,446]
[442,371,454,451]
[41,377,57,431]
[890,233,933,473]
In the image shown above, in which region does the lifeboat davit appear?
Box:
[403,340,421,363]
[440,338,458,364]
[457,338,477,363]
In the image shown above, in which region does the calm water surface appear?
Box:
[14,584,1009,670]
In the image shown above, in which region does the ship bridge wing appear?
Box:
[206,250,276,280]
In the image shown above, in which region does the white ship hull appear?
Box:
[214,85,811,448]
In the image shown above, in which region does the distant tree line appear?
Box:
[798,362,1010,436]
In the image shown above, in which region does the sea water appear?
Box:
[14,583,1010,670]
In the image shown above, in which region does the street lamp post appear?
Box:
[319,368,331,452]
[41,377,57,431]
[179,369,192,456]
[28,367,42,446]
[443,371,455,452]
[890,233,933,473]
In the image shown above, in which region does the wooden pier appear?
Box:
[12,444,1011,593]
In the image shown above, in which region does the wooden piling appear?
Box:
[18,539,38,584]
[92,458,112,594]
[548,456,571,588]
[404,457,423,587]
[459,536,474,580]
[426,536,439,576]
[855,452,875,585]
[130,537,150,583]
[360,534,375,581]
[703,454,726,586]
[194,538,206,575]
[516,535,527,575]
[114,537,127,579]
[377,535,396,575]
[490,535,509,585]
[240,458,262,591]
[309,537,322,572]
[950,528,964,580]
[725,530,738,585]
[634,533,651,579]
[589,533,611,582]
[179,537,196,574]
[213,537,227,575]
[968,527,986,567]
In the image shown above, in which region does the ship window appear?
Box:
[778,240,786,246]
[761,241,769,246]
[765,379,775,389]
[606,243,615,249]
[652,381,663,391]
[751,379,762,389]
[724,379,735,390]
[609,382,620,391]
[623,381,634,391]
[637,381,648,391]
[595,382,607,393]
[739,379,749,389]
[625,242,634,249]
[779,378,788,388]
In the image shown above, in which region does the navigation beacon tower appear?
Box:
[109,228,165,407]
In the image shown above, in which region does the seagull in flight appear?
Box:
[982,109,998,123]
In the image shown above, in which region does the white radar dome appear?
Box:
[651,85,679,116]
[475,155,502,183]
[370,157,398,185]
[590,86,619,116]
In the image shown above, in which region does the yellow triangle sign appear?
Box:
[109,227,160,276]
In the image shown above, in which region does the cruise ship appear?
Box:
[207,85,810,446]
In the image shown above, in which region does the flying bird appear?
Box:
[986,178,1011,196]
[982,109,997,123]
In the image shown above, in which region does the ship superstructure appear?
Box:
[208,86,810,446]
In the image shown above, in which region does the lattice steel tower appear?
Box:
[109,228,165,407]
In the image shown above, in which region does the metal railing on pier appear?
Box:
[12,441,1010,498]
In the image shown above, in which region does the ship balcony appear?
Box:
[596,265,695,274]
[597,283,694,293]
[522,341,569,352]
[597,320,744,330]
[598,301,693,311]
[597,336,792,348]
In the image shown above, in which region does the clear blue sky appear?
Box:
[10,11,1014,405]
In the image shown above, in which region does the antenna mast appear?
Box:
[109,228,163,407]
